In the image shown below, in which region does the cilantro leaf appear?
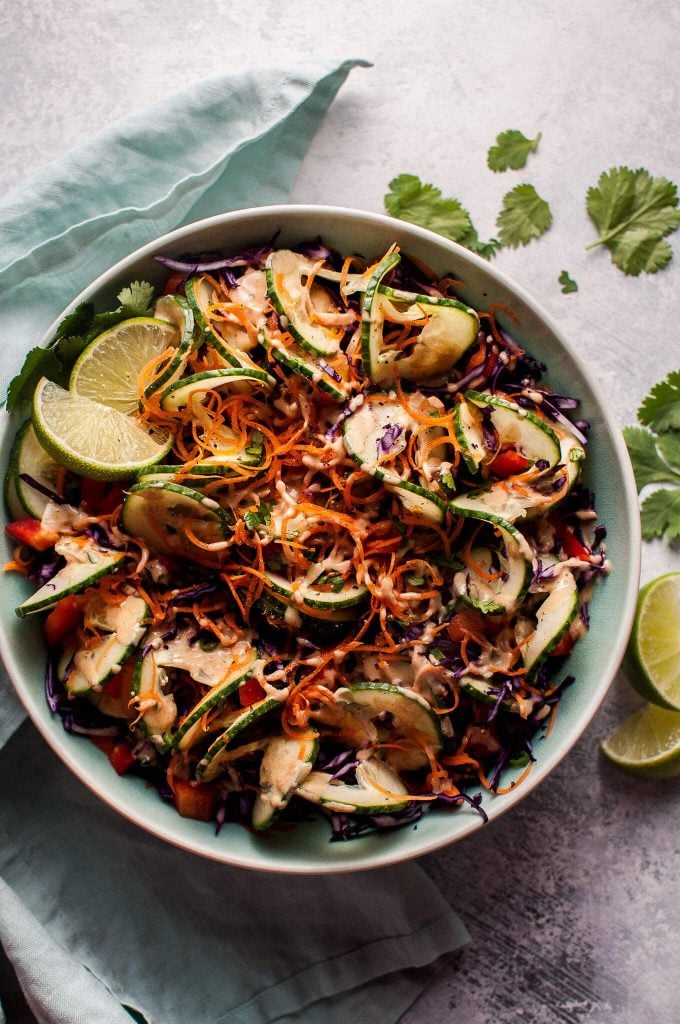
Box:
[657,431,680,470]
[405,572,426,587]
[54,301,95,341]
[487,130,541,173]
[5,347,67,412]
[586,167,680,275]
[638,369,680,433]
[641,488,680,541]
[385,174,499,259]
[496,184,552,248]
[243,501,273,531]
[623,426,680,490]
[117,281,155,315]
[558,270,578,294]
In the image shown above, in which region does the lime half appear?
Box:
[33,378,173,481]
[601,703,680,779]
[628,573,680,710]
[70,317,178,414]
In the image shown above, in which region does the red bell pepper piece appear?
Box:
[238,677,267,706]
[163,271,187,296]
[44,595,84,648]
[5,517,58,551]
[79,478,124,515]
[90,737,137,775]
[491,450,531,478]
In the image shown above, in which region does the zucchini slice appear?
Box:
[459,675,541,717]
[521,569,579,679]
[252,731,320,829]
[131,651,178,738]
[373,287,479,384]
[360,251,402,381]
[342,399,446,523]
[184,275,267,373]
[165,647,260,751]
[456,525,533,615]
[453,399,487,475]
[387,480,446,525]
[160,367,272,411]
[465,390,562,469]
[196,694,282,779]
[335,682,443,769]
[266,250,347,357]
[6,421,62,520]
[65,593,149,695]
[120,481,232,559]
[449,485,536,527]
[260,325,350,401]
[264,568,368,611]
[296,757,409,814]
[342,399,413,483]
[16,538,125,617]
[145,295,195,397]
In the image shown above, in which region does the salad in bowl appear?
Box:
[0,207,636,872]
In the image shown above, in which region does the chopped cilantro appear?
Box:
[487,130,541,173]
[496,184,553,248]
[314,571,345,593]
[558,270,578,294]
[243,500,273,530]
[404,572,426,587]
[586,167,680,275]
[384,174,500,259]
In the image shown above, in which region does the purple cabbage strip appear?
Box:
[436,790,489,824]
[298,239,334,262]
[319,361,342,383]
[167,581,218,606]
[376,422,403,458]
[18,473,66,505]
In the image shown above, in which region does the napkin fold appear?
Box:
[0,57,469,1024]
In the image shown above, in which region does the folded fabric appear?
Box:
[0,58,469,1024]
[0,724,468,1024]
[0,55,368,747]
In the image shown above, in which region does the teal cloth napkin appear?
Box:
[0,59,469,1024]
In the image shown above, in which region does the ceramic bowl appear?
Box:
[0,206,640,873]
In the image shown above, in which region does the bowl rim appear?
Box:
[0,204,641,873]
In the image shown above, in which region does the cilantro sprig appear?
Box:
[487,130,541,172]
[384,174,499,259]
[624,369,680,542]
[6,281,156,412]
[586,167,680,276]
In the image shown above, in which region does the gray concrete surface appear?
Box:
[1,2,679,1021]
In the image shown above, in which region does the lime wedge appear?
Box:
[601,703,680,779]
[32,378,173,481]
[627,573,680,710]
[70,317,178,414]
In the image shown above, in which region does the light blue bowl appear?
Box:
[0,206,641,873]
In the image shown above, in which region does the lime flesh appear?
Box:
[70,317,178,414]
[601,703,680,779]
[628,573,680,710]
[32,378,173,481]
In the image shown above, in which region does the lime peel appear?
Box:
[32,378,173,481]
[628,573,680,710]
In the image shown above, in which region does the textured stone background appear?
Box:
[1,1,679,1021]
